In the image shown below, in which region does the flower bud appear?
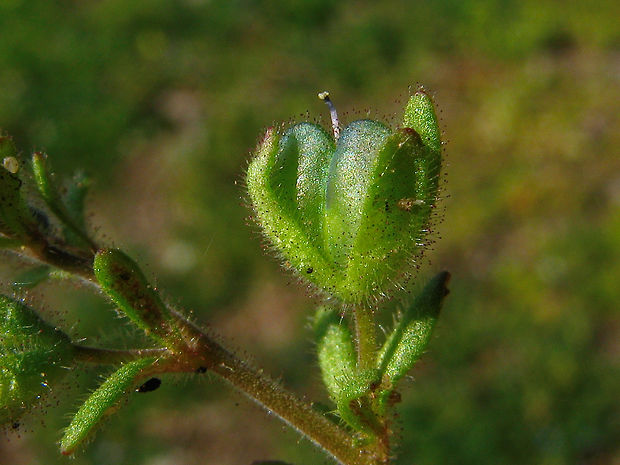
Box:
[247,91,442,304]
[0,295,75,425]
[94,249,180,345]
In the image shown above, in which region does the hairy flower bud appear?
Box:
[94,249,181,346]
[247,90,442,304]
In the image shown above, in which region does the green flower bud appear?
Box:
[247,90,442,304]
[0,295,75,425]
[93,249,180,345]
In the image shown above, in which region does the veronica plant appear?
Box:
[0,89,448,465]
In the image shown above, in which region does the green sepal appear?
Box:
[375,272,450,411]
[60,357,155,455]
[324,119,392,268]
[403,90,442,154]
[93,249,179,345]
[330,125,441,301]
[0,295,75,425]
[31,153,94,249]
[247,92,443,304]
[247,126,338,297]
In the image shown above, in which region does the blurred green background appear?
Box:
[1,0,619,464]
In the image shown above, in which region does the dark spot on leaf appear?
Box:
[306,267,313,274]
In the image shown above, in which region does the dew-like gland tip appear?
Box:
[2,156,19,174]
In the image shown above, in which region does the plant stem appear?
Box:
[172,317,379,465]
[350,306,389,461]
[353,305,377,372]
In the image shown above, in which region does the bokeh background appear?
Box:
[1,1,619,464]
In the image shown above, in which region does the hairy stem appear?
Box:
[353,305,377,372]
[171,317,379,465]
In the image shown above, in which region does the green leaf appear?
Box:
[0,295,75,425]
[60,357,155,455]
[375,272,450,411]
[93,249,180,345]
[247,91,443,304]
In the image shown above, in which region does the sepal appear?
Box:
[374,271,450,413]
